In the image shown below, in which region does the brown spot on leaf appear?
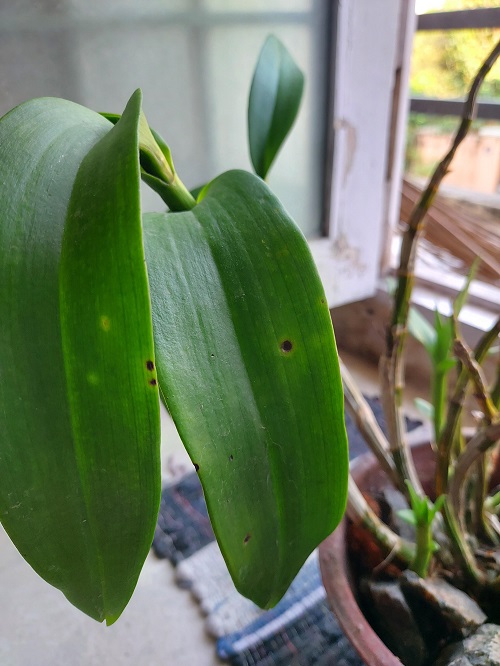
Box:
[146,360,155,371]
[244,533,251,544]
[149,379,157,386]
[194,463,200,472]
[280,340,293,353]
[229,455,234,462]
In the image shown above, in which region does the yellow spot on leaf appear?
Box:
[100,315,111,332]
[87,372,99,386]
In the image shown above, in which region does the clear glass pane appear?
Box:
[405,10,500,287]
[411,28,500,100]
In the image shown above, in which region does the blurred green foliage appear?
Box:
[406,1,499,176]
[411,0,500,100]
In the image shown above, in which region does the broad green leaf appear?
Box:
[144,170,348,609]
[248,35,304,179]
[0,91,160,624]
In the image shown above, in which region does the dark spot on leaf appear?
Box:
[146,360,155,371]
[194,463,200,472]
[210,354,215,358]
[321,298,325,304]
[280,340,293,353]
[229,455,234,462]
[244,533,251,544]
[149,379,157,386]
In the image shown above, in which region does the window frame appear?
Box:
[311,0,416,308]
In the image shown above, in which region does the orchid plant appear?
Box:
[0,36,348,624]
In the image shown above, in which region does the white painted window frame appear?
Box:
[310,0,417,308]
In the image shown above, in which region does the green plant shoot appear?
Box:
[408,260,480,443]
[398,481,445,578]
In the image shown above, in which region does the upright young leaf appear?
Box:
[248,35,304,179]
[144,170,348,608]
[408,307,436,356]
[0,92,160,623]
[453,257,480,321]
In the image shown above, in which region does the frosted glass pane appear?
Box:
[204,0,312,12]
[67,0,192,18]
[0,0,65,23]
[1,1,327,233]
[0,33,72,116]
[206,25,320,236]
[74,25,208,207]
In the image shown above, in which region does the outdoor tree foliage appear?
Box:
[411,0,500,99]
[0,37,348,623]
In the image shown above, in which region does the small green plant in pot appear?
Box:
[321,37,500,666]
[0,36,349,625]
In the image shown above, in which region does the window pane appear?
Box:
[0,1,328,236]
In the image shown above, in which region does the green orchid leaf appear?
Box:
[248,35,304,179]
[437,358,457,374]
[0,91,160,624]
[397,509,417,526]
[432,494,446,516]
[408,307,436,355]
[453,257,480,320]
[414,397,435,421]
[144,169,348,609]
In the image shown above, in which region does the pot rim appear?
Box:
[318,441,435,666]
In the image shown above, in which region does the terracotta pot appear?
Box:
[318,442,435,666]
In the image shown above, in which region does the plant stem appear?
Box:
[444,498,485,586]
[138,111,196,212]
[454,339,497,423]
[380,348,424,496]
[413,522,433,578]
[381,38,500,498]
[141,170,196,212]
[391,39,500,334]
[433,369,448,445]
[492,358,500,410]
[485,491,500,514]
[446,420,500,585]
[449,421,500,516]
[346,477,416,566]
[340,360,399,486]
[437,317,500,496]
[101,109,197,211]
